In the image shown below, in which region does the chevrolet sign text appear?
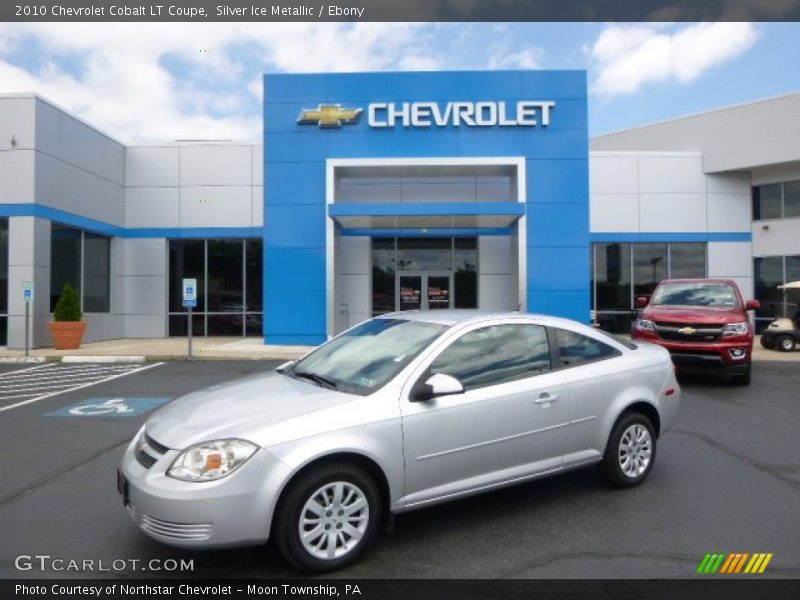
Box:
[367,101,556,128]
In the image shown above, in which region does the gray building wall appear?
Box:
[1,94,264,347]
[124,144,263,230]
[1,95,126,347]
[590,151,755,300]
[750,162,800,259]
[591,92,800,174]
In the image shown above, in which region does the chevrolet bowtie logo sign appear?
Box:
[297,105,363,128]
[678,327,698,335]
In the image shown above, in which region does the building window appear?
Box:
[0,219,8,345]
[83,233,111,312]
[168,239,263,337]
[752,180,800,220]
[591,242,707,333]
[50,224,111,313]
[754,255,800,332]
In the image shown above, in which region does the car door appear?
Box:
[549,327,630,466]
[399,322,570,508]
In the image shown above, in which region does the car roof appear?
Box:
[375,309,582,330]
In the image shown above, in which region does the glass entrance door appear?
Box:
[397,273,453,311]
[398,275,423,311]
[426,275,451,310]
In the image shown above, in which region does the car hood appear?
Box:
[641,305,745,324]
[145,371,358,449]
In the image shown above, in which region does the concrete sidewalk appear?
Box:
[0,334,796,363]
[0,337,313,362]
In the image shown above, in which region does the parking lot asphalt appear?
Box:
[0,360,798,579]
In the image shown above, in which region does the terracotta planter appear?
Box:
[48,321,88,350]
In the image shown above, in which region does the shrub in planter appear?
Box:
[48,283,87,350]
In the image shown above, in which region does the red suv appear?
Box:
[631,279,760,385]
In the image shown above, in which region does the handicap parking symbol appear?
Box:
[46,397,172,417]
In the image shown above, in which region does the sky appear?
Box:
[0,21,799,144]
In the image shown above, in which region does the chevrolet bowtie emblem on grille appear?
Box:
[678,327,697,335]
[297,105,363,128]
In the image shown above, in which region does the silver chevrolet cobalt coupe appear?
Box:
[120,311,680,572]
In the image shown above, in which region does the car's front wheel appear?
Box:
[274,462,380,573]
[601,412,657,488]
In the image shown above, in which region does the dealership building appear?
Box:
[0,70,798,348]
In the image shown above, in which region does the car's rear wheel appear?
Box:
[274,462,380,573]
[759,336,774,350]
[601,412,656,488]
[776,334,796,352]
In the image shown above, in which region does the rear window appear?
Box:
[554,329,621,368]
[594,328,637,350]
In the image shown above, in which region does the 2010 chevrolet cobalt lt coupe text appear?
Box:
[119,311,680,572]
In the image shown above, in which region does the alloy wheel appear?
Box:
[298,481,370,560]
[618,423,653,478]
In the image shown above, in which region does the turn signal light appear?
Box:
[665,388,676,396]
[205,453,223,470]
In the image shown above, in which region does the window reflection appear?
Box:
[591,242,707,333]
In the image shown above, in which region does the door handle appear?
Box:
[534,392,559,404]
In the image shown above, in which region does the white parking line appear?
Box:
[0,362,165,413]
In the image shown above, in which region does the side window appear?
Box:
[429,324,550,390]
[555,328,620,368]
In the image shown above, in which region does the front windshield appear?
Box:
[651,283,739,308]
[287,318,447,395]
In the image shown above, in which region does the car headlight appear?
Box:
[722,322,749,336]
[167,439,259,482]
[634,319,655,332]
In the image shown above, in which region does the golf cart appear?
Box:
[760,281,800,352]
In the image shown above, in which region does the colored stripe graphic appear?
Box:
[734,553,749,573]
[701,552,773,574]
[719,554,736,574]
[758,553,773,573]
[697,554,713,574]
[710,554,726,573]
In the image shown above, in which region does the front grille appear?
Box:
[134,431,169,470]
[140,514,212,541]
[135,448,157,468]
[144,433,171,454]
[655,322,723,343]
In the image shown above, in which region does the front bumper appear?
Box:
[668,351,750,375]
[119,439,292,549]
[632,332,752,374]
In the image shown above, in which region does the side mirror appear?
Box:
[635,296,650,309]
[411,373,464,402]
[745,299,761,311]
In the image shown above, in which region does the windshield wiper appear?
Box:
[292,369,338,389]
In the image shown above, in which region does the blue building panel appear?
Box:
[264,70,590,345]
[526,160,589,203]
[264,248,327,292]
[527,204,590,246]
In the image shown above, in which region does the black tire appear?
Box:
[776,335,796,353]
[601,412,657,488]
[759,336,774,350]
[274,462,381,573]
[732,364,751,386]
